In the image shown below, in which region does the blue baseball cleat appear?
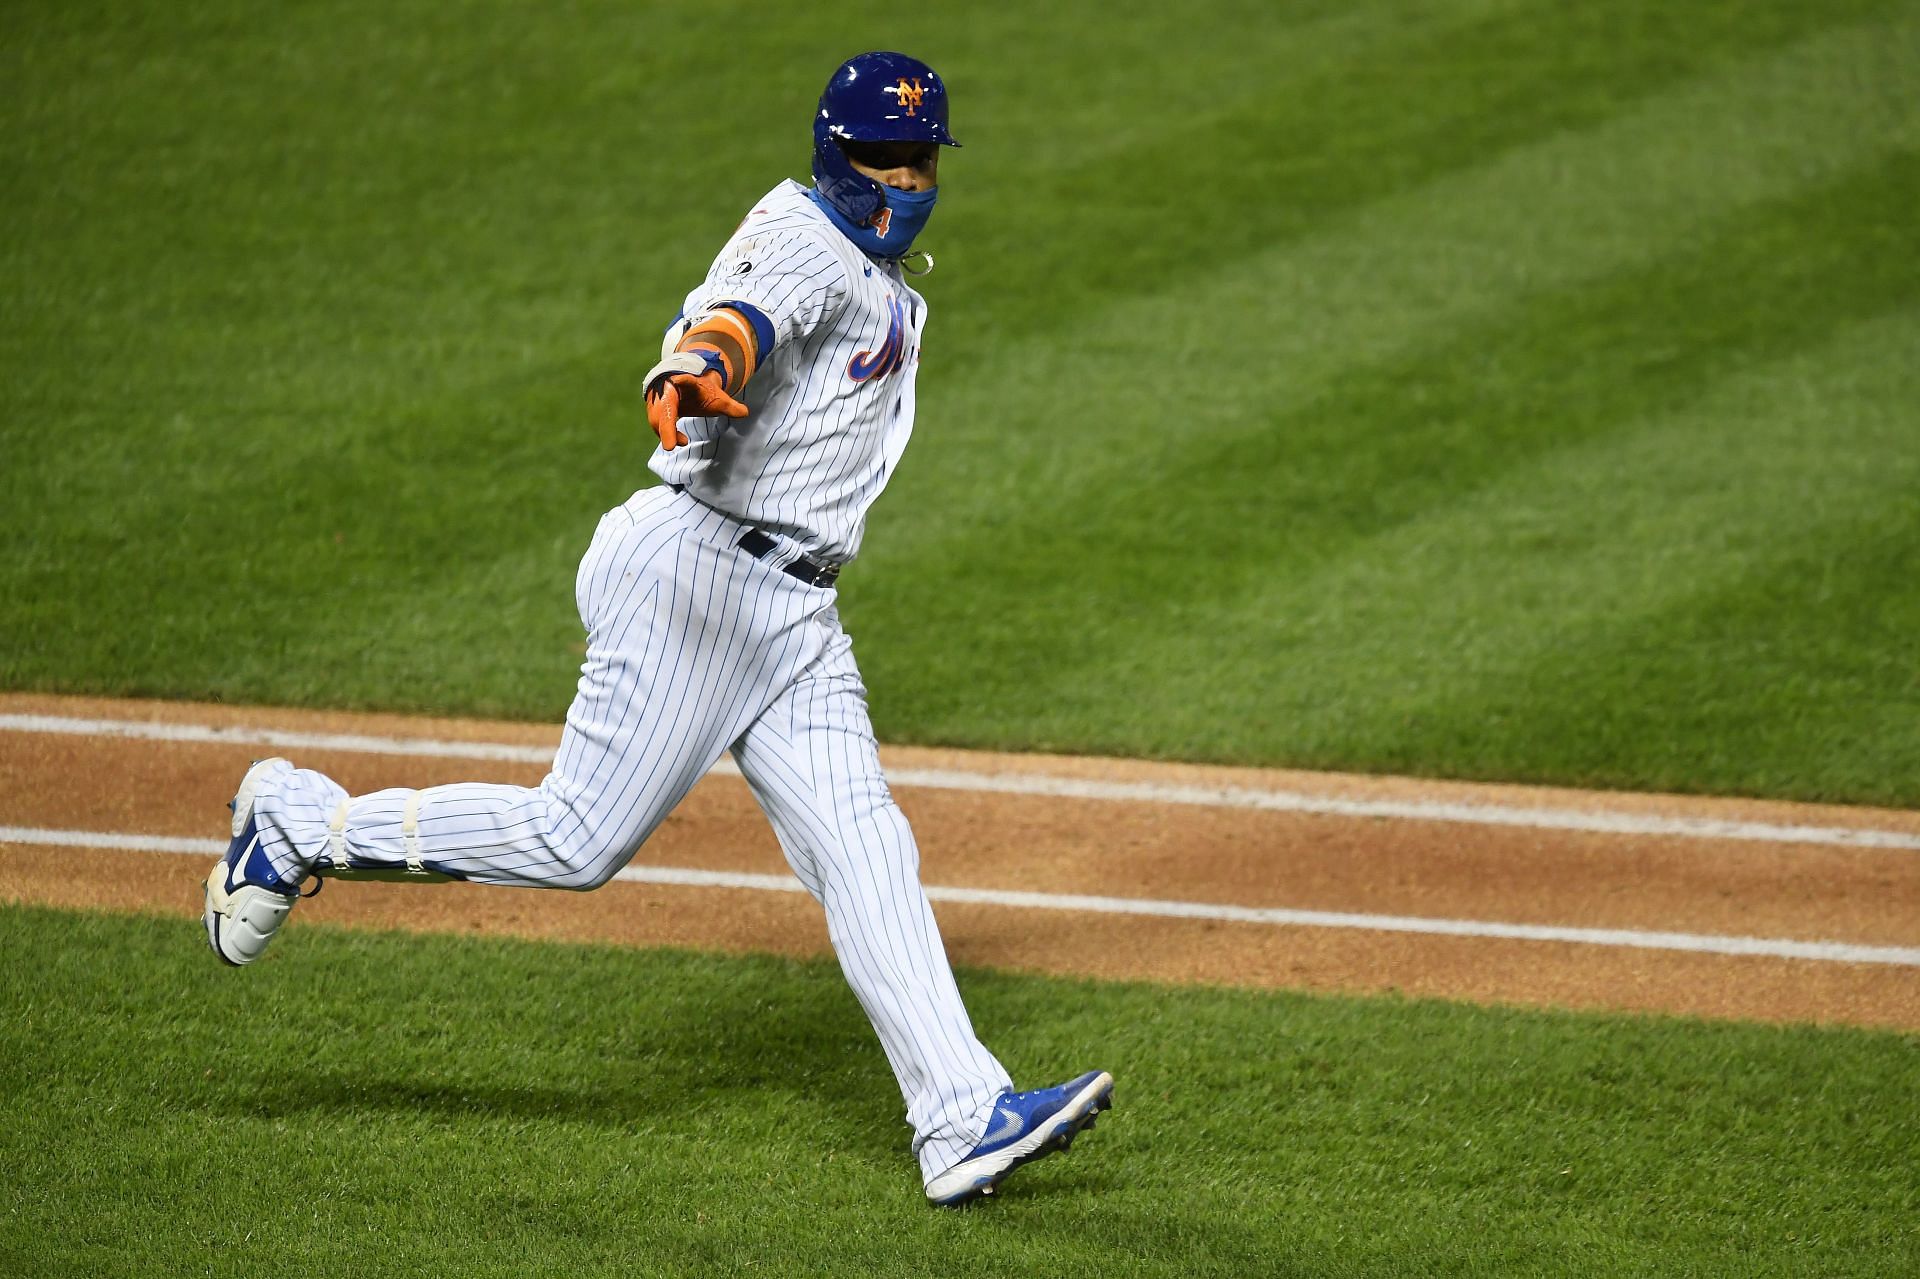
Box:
[203,758,306,966]
[924,1070,1115,1206]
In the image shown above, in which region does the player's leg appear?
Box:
[242,488,814,892]
[730,612,1013,1183]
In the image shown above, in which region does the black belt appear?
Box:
[737,528,840,588]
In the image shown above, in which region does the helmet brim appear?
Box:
[826,120,961,148]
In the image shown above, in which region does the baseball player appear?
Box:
[202,51,1113,1206]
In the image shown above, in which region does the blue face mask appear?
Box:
[809,185,938,259]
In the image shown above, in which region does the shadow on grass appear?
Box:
[166,928,915,1165]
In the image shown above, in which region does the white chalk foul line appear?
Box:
[3,826,217,856]
[4,824,1917,968]
[0,714,558,765]
[873,767,1920,851]
[4,712,1919,851]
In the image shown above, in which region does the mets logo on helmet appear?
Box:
[883,77,926,117]
[848,295,908,382]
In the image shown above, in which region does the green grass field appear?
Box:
[3,907,1915,1278]
[5,2,1918,1274]
[4,0,1916,803]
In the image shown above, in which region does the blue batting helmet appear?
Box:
[812,52,961,229]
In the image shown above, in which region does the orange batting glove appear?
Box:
[643,306,764,450]
[644,362,748,450]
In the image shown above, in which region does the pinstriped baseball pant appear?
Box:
[251,485,1012,1179]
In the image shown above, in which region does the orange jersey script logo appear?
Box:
[886,77,926,117]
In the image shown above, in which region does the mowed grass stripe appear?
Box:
[888,17,1917,577]
[875,6,1913,554]
[854,8,1915,700]
[860,144,1920,793]
[1035,300,1920,789]
[1353,314,1920,797]
[935,0,1897,346]
[951,0,1506,177]
[4,905,1916,1276]
[899,0,1909,499]
[1191,309,1920,797]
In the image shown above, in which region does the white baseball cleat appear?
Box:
[924,1070,1115,1206]
[203,758,307,966]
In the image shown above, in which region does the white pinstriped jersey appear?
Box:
[649,179,926,564]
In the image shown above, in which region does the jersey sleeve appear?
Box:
[681,224,848,357]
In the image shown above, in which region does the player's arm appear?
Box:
[642,303,774,450]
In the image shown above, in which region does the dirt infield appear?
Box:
[4,692,1917,1031]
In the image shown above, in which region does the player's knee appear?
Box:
[540,837,625,890]
[534,795,641,890]
[819,812,920,885]
[861,803,920,864]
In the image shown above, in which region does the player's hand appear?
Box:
[645,370,748,450]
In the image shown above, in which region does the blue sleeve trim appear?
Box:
[710,299,777,360]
